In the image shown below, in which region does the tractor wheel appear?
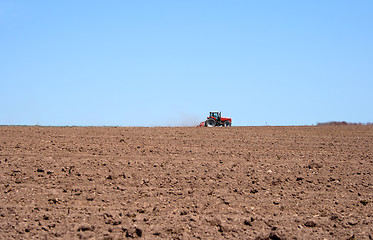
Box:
[205,118,216,127]
[224,121,231,127]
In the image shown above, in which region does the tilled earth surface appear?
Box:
[0,126,372,239]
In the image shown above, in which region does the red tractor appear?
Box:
[198,111,232,127]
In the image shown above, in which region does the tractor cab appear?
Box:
[209,111,221,120]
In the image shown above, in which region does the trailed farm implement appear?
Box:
[197,111,232,127]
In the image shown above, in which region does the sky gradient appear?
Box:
[1,1,372,126]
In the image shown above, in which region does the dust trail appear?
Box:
[178,114,202,127]
[164,113,202,127]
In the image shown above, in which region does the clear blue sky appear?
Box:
[1,1,372,126]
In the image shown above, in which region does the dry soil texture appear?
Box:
[0,126,372,239]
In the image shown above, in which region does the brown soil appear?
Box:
[0,126,372,239]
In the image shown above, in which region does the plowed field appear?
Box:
[0,126,372,239]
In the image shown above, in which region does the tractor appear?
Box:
[198,111,232,127]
